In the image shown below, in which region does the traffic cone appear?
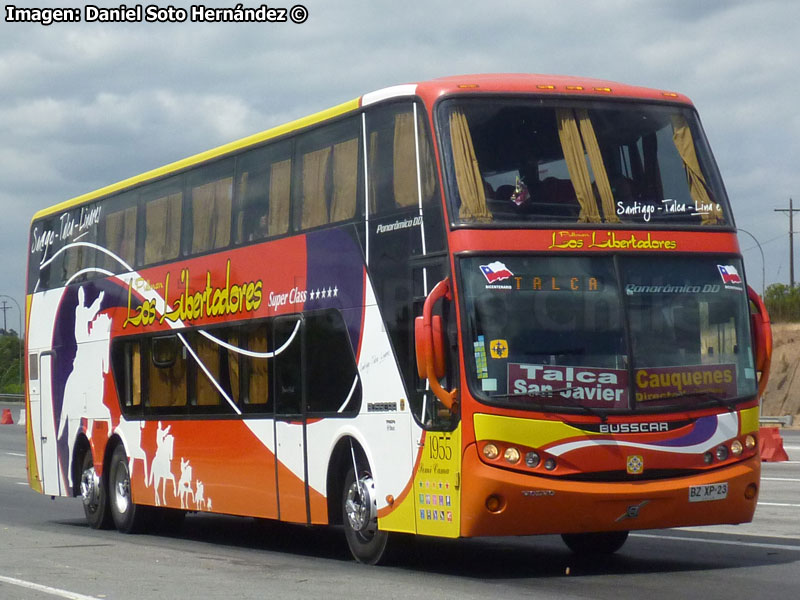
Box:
[0,409,13,425]
[759,427,790,462]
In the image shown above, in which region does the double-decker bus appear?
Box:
[25,74,772,563]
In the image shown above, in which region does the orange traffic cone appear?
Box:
[0,409,13,425]
[759,427,789,462]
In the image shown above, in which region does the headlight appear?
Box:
[731,440,743,456]
[504,447,521,464]
[483,443,499,460]
[525,451,541,468]
[715,445,729,461]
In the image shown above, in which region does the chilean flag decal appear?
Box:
[480,261,514,284]
[717,265,742,286]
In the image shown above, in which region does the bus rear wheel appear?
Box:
[561,530,629,555]
[109,445,150,533]
[80,450,112,529]
[342,465,388,564]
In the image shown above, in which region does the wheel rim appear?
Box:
[113,463,131,515]
[80,466,100,512]
[345,475,377,538]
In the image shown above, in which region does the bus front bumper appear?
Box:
[459,444,760,537]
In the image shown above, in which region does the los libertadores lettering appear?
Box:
[4,4,309,25]
[124,259,263,328]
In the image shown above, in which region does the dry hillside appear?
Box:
[761,322,800,420]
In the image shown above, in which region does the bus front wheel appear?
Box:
[80,450,112,529]
[342,465,388,564]
[561,530,629,555]
[109,445,150,533]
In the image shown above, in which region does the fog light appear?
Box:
[744,483,758,500]
[485,494,504,513]
[731,440,743,456]
[703,452,714,465]
[544,457,556,471]
[745,435,756,450]
[715,445,729,461]
[525,451,540,468]
[483,443,499,460]
[504,447,521,464]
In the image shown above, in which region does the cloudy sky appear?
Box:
[1,0,798,332]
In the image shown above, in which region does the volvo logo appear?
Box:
[616,500,650,522]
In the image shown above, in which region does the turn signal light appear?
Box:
[745,435,756,450]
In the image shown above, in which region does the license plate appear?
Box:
[689,482,728,502]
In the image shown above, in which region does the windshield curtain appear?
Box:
[461,255,757,414]
[439,98,730,227]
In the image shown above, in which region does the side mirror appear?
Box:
[414,279,458,412]
[747,286,772,398]
[415,315,445,380]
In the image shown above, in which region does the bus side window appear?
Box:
[99,191,138,273]
[233,142,293,243]
[232,322,272,413]
[139,176,183,267]
[293,117,362,232]
[305,310,361,415]
[273,316,303,415]
[145,335,187,411]
[187,159,233,255]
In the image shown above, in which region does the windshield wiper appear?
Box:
[648,391,746,412]
[490,387,608,421]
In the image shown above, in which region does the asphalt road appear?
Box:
[2,403,800,600]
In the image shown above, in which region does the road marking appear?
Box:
[761,477,800,482]
[758,502,800,508]
[632,533,800,552]
[0,575,100,600]
[5,452,25,457]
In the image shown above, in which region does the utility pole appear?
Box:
[0,300,8,333]
[776,198,800,287]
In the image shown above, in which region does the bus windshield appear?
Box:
[461,255,757,413]
[439,97,730,227]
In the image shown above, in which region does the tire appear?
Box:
[342,464,388,564]
[561,530,629,555]
[109,445,150,533]
[79,450,112,530]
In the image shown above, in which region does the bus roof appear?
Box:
[32,73,692,221]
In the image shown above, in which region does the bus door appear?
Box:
[36,351,62,495]
[272,315,310,524]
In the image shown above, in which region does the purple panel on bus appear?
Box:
[304,227,366,355]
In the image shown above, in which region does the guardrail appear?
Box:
[0,393,23,402]
[760,415,794,427]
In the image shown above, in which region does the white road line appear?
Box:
[0,575,100,600]
[632,532,800,552]
[757,502,800,508]
[761,477,800,482]
[5,452,25,457]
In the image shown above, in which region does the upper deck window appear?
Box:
[438,98,730,228]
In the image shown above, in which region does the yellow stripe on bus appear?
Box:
[32,97,361,221]
[473,413,598,448]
